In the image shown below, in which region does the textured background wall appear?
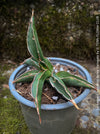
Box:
[0,0,100,61]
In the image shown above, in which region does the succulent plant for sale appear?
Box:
[13,10,97,124]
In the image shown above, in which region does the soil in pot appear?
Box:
[15,63,86,105]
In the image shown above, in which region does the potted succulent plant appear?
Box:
[9,10,97,134]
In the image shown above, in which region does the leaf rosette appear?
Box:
[13,10,97,123]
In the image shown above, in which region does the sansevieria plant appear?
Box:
[13,10,97,124]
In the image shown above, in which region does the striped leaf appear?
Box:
[13,70,39,83]
[31,70,51,123]
[49,73,81,110]
[43,58,53,71]
[49,73,73,100]
[40,58,53,72]
[27,10,53,73]
[56,71,96,90]
[27,10,44,61]
[23,58,40,70]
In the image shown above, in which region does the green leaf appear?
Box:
[23,58,40,70]
[31,70,51,123]
[27,20,39,60]
[27,11,53,73]
[49,73,73,101]
[13,70,39,83]
[39,58,53,72]
[56,71,96,90]
[27,10,44,61]
[43,58,53,71]
[49,73,82,110]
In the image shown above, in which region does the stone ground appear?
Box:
[73,60,100,133]
[0,59,100,134]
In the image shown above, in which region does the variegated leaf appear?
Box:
[40,58,53,72]
[49,73,81,110]
[43,58,53,71]
[56,71,96,90]
[31,70,51,123]
[23,58,40,70]
[49,73,73,100]
[27,10,44,61]
[13,70,39,83]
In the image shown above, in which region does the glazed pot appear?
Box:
[9,57,92,134]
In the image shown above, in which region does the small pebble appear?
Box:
[69,36,74,42]
[58,9,61,13]
[81,115,89,122]
[81,102,88,107]
[44,88,48,91]
[27,67,30,71]
[56,63,60,66]
[93,122,98,128]
[55,69,58,73]
[52,96,58,101]
[92,108,100,117]
[60,67,64,71]
[4,96,7,99]
[53,66,55,70]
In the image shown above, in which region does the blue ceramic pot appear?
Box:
[9,57,92,134]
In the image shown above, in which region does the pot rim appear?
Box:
[9,57,92,110]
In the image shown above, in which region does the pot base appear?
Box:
[20,102,80,134]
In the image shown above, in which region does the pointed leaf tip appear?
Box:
[27,11,44,61]
[36,104,41,124]
[94,87,97,91]
[39,115,41,124]
[32,10,34,15]
[31,70,51,124]
[70,99,83,111]
[49,74,73,101]
[57,71,96,90]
